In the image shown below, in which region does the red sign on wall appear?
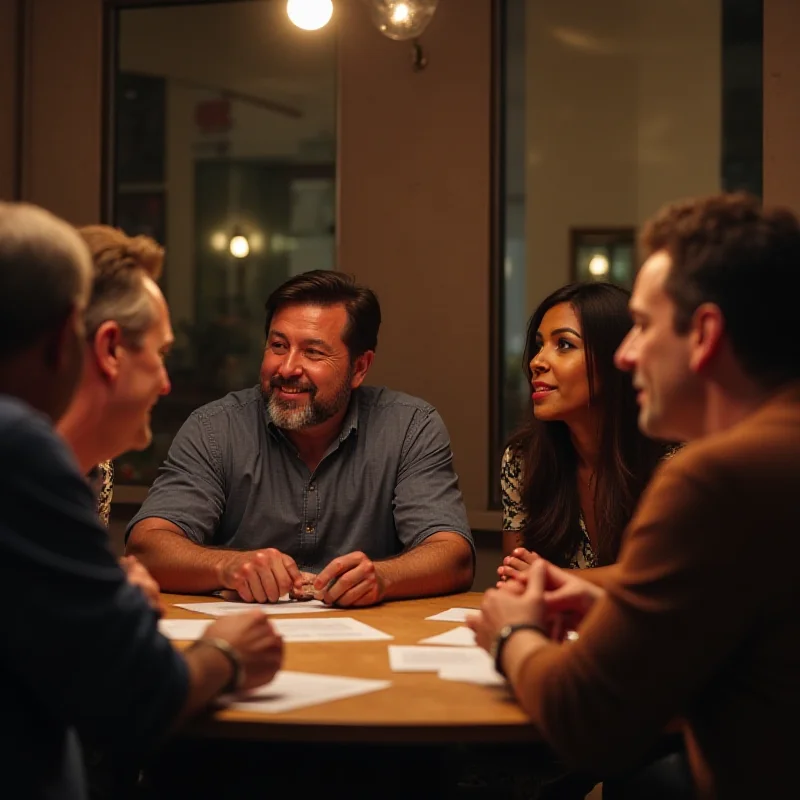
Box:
[195,98,232,134]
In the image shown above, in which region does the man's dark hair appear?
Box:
[640,192,800,386]
[263,270,381,357]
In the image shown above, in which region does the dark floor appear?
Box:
[90,739,599,800]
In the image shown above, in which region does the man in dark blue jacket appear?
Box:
[0,201,283,800]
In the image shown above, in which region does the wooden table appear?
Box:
[165,591,538,745]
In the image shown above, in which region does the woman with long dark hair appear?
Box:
[499,282,669,576]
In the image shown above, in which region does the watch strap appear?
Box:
[190,637,243,695]
[493,623,547,678]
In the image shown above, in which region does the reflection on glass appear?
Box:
[111,0,336,486]
[571,228,635,289]
[495,0,762,506]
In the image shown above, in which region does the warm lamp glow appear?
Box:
[229,234,251,259]
[210,231,228,252]
[588,254,610,276]
[368,0,439,41]
[286,0,333,31]
[391,3,411,24]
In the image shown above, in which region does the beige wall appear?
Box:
[337,0,494,525]
[18,0,103,223]
[0,0,19,199]
[763,0,800,213]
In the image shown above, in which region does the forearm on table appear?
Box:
[577,564,619,589]
[502,628,552,703]
[175,644,234,725]
[502,530,524,557]
[502,632,618,766]
[506,610,684,773]
[501,534,619,588]
[377,532,474,600]
[126,522,235,593]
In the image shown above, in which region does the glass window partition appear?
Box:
[494,0,762,505]
[108,0,337,487]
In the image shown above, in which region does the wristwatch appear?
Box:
[490,623,547,678]
[190,637,244,695]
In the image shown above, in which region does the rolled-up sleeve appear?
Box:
[393,408,473,552]
[126,411,226,545]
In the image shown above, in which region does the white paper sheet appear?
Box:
[224,670,391,714]
[159,618,213,640]
[424,607,480,623]
[159,616,391,643]
[417,626,476,647]
[271,617,393,642]
[173,599,334,617]
[438,664,505,687]
[388,645,493,672]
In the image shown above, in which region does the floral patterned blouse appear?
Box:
[501,445,680,569]
[87,460,114,527]
[501,446,597,569]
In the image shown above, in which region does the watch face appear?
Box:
[491,625,512,664]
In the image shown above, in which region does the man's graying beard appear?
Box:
[264,372,353,430]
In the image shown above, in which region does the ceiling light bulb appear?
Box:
[369,0,439,41]
[229,235,250,259]
[287,0,333,31]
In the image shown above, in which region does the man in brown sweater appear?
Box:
[469,192,800,799]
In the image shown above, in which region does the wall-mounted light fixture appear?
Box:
[286,0,439,70]
[570,228,636,289]
[229,233,251,259]
[209,226,263,259]
[367,0,439,41]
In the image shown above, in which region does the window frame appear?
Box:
[488,0,509,511]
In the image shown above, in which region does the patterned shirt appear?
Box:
[87,461,114,527]
[89,461,114,528]
[501,446,596,569]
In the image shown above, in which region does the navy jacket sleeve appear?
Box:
[0,404,189,755]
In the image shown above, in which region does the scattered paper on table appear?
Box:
[159,618,212,640]
[271,617,392,642]
[174,599,334,617]
[418,626,476,647]
[159,616,390,643]
[224,671,391,714]
[438,664,505,687]
[388,645,493,672]
[424,607,480,623]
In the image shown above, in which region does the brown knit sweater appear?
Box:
[515,383,800,798]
